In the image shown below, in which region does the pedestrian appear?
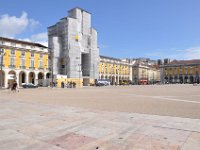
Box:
[11,81,18,92]
[61,81,64,88]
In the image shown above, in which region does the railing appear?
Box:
[9,65,16,68]
[38,67,44,70]
[29,67,35,69]
[20,66,26,69]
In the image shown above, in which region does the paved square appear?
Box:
[0,85,200,149]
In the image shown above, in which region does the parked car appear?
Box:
[22,83,38,88]
[95,79,111,86]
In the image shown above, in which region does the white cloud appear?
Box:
[99,43,110,49]
[30,32,47,42]
[176,47,200,60]
[145,46,200,60]
[21,32,48,47]
[0,11,40,37]
[30,32,48,46]
[29,19,40,30]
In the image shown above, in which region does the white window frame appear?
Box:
[21,58,25,67]
[21,51,25,57]
[39,60,43,68]
[10,57,15,66]
[31,52,34,58]
[30,59,34,68]
[10,49,15,55]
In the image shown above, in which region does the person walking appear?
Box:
[11,81,18,92]
[61,81,64,88]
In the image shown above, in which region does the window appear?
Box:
[40,54,43,58]
[39,61,43,68]
[31,52,34,57]
[21,59,25,67]
[0,48,4,54]
[10,57,15,65]
[11,50,15,55]
[21,44,26,48]
[21,51,25,56]
[30,60,34,67]
[11,42,16,47]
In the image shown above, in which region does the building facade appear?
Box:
[99,56,131,85]
[0,37,49,88]
[132,59,160,85]
[160,60,200,84]
[48,7,99,86]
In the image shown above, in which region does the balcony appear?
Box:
[38,67,44,70]
[20,66,26,69]
[9,65,16,68]
[29,67,35,70]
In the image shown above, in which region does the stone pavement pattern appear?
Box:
[0,98,200,150]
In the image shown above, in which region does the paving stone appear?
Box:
[47,133,95,149]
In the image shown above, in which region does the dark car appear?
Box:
[22,83,38,88]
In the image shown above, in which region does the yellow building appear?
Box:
[160,60,200,84]
[99,56,131,85]
[132,62,160,85]
[0,37,49,88]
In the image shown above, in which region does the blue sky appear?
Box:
[0,0,200,60]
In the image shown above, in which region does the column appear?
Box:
[117,74,119,84]
[4,71,8,88]
[16,72,19,88]
[35,72,38,85]
[44,72,46,79]
[26,71,29,83]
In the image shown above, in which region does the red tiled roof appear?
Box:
[169,59,200,65]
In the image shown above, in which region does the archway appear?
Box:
[190,76,194,84]
[174,76,178,83]
[169,76,173,83]
[38,72,44,79]
[164,76,168,83]
[112,76,115,85]
[38,72,44,86]
[29,72,35,84]
[8,70,16,86]
[109,76,112,84]
[195,74,199,84]
[19,71,26,86]
[46,72,51,79]
[179,76,183,84]
[184,76,188,83]
[119,76,122,85]
[0,70,5,87]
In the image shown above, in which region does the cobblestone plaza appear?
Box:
[0,85,200,149]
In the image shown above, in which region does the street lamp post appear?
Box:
[0,48,5,89]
